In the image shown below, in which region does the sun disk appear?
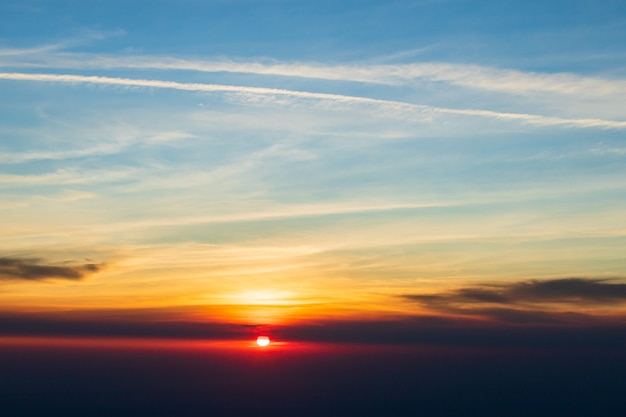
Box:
[256,336,270,346]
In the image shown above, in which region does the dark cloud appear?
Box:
[279,319,626,349]
[0,311,252,340]
[401,278,626,324]
[0,257,105,282]
[509,278,626,302]
[404,278,626,307]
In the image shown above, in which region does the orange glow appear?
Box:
[0,336,286,352]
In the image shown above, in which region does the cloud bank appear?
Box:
[0,309,624,349]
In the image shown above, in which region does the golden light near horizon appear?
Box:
[256,336,270,347]
[235,290,295,305]
[213,290,303,325]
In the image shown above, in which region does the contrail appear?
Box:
[2,72,625,129]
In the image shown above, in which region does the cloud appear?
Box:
[506,278,626,302]
[0,311,249,339]
[404,278,626,306]
[1,72,626,129]
[0,30,123,58]
[402,278,626,324]
[276,317,626,348]
[0,130,194,164]
[3,47,626,99]
[0,257,105,282]
[0,167,139,185]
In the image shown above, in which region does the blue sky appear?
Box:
[0,0,625,322]
[3,0,626,64]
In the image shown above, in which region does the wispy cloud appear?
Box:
[0,167,139,185]
[1,72,625,129]
[3,48,626,99]
[0,142,123,164]
[0,44,66,57]
[0,257,105,282]
[0,130,194,164]
[0,31,123,58]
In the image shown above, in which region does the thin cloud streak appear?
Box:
[1,72,626,129]
[0,143,123,164]
[0,130,194,164]
[4,49,626,99]
[0,167,139,185]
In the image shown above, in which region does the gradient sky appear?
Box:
[1,0,626,339]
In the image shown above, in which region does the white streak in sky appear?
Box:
[1,72,625,129]
[3,49,626,99]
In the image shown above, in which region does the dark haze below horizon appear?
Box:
[0,337,624,417]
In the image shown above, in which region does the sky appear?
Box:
[1,1,626,415]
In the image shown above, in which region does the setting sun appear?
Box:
[256,336,270,347]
